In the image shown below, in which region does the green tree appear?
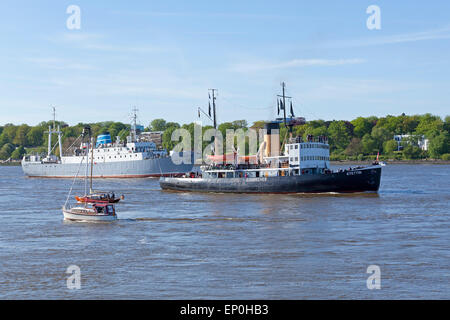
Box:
[0,124,17,145]
[62,126,81,139]
[218,122,236,140]
[118,128,129,142]
[384,140,398,154]
[415,113,443,137]
[351,117,373,138]
[344,138,363,156]
[361,134,377,154]
[371,127,392,152]
[428,131,450,159]
[444,115,450,132]
[162,126,179,151]
[108,122,127,139]
[0,143,15,160]
[27,126,45,146]
[13,124,30,146]
[302,121,327,139]
[165,122,180,130]
[11,146,26,159]
[149,119,167,132]
[250,120,266,130]
[327,121,350,151]
[231,120,248,129]
[400,115,420,134]
[402,145,421,159]
[383,115,403,134]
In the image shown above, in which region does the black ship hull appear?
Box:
[160,166,382,193]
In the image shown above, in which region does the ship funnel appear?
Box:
[263,122,280,157]
[96,133,112,147]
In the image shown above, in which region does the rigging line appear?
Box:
[64,155,85,208]
[280,129,289,153]
[48,140,59,154]
[64,135,82,154]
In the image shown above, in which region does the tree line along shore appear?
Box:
[1,113,449,163]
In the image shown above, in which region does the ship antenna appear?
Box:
[52,106,56,130]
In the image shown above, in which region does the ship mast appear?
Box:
[197,89,220,155]
[277,82,292,128]
[277,82,296,140]
[209,89,218,129]
[46,106,63,158]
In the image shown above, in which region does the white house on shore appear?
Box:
[394,134,429,151]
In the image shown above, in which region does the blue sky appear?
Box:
[0,0,449,126]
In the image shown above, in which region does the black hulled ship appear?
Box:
[160,83,382,193]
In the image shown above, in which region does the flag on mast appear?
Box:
[290,101,295,117]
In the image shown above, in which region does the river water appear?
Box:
[0,164,448,299]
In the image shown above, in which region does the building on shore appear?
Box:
[394,134,429,151]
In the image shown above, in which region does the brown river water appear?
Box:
[0,164,448,299]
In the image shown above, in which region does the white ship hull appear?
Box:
[22,156,194,178]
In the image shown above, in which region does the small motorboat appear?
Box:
[63,203,117,222]
[75,191,124,204]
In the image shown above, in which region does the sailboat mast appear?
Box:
[282,82,287,127]
[90,136,94,194]
[84,136,88,197]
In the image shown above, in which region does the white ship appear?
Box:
[22,109,193,178]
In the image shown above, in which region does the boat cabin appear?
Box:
[284,135,330,173]
[92,203,115,215]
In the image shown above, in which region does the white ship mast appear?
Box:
[45,106,63,159]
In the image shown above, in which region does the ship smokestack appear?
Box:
[263,122,280,157]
